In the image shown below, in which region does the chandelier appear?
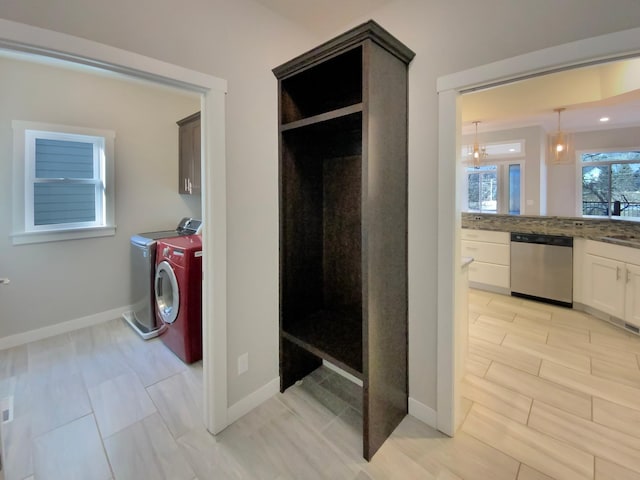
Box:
[552,108,569,163]
[470,121,488,167]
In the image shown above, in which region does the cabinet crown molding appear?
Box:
[273,20,415,79]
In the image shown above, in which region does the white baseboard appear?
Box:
[227,377,280,425]
[0,305,131,350]
[408,397,438,429]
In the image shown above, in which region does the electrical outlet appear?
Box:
[573,221,584,227]
[1,395,14,423]
[474,215,482,220]
[238,353,249,375]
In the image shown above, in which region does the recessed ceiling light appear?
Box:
[600,116,610,122]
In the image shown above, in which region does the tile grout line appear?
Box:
[525,398,534,426]
[89,412,117,480]
[461,406,539,472]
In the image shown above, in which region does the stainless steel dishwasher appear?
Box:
[510,233,573,307]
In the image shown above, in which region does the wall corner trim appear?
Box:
[408,397,438,430]
[0,305,131,351]
[226,377,280,425]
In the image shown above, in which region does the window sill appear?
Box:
[11,225,116,245]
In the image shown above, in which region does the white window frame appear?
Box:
[12,121,116,245]
[576,146,640,220]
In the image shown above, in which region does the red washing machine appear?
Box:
[154,235,203,363]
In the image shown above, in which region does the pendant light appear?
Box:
[471,121,488,168]
[552,108,569,163]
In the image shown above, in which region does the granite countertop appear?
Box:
[461,212,640,249]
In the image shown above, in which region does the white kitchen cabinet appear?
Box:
[583,253,625,319]
[626,263,640,327]
[461,229,510,291]
[581,240,640,328]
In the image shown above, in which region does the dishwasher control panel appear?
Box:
[511,232,573,247]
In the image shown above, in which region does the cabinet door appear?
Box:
[584,253,625,318]
[190,118,201,195]
[625,263,640,327]
[179,123,194,194]
[178,113,201,195]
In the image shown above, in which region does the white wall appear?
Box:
[547,126,640,216]
[0,55,200,336]
[2,0,640,415]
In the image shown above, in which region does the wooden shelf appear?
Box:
[275,19,414,461]
[282,310,363,379]
[281,103,363,132]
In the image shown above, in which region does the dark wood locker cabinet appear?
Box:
[177,111,201,195]
[273,20,414,460]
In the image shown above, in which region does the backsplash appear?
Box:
[461,213,640,240]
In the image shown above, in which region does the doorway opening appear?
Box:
[0,18,229,434]
[436,27,640,435]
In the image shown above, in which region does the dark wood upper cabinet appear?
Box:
[273,20,415,461]
[177,111,201,195]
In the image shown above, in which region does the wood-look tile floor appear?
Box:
[2,291,640,479]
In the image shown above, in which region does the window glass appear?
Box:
[467,173,480,211]
[35,138,94,179]
[461,140,525,160]
[33,183,97,225]
[467,165,497,213]
[580,152,640,219]
[581,151,640,162]
[508,164,521,215]
[612,163,640,217]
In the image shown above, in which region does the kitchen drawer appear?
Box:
[462,240,510,266]
[468,261,510,289]
[461,229,509,244]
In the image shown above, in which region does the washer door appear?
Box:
[155,261,179,324]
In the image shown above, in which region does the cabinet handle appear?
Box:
[627,269,632,284]
[184,178,187,191]
[188,178,192,194]
[465,246,478,251]
[617,266,621,281]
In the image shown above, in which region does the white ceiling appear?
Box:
[462,57,640,135]
[252,0,394,35]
